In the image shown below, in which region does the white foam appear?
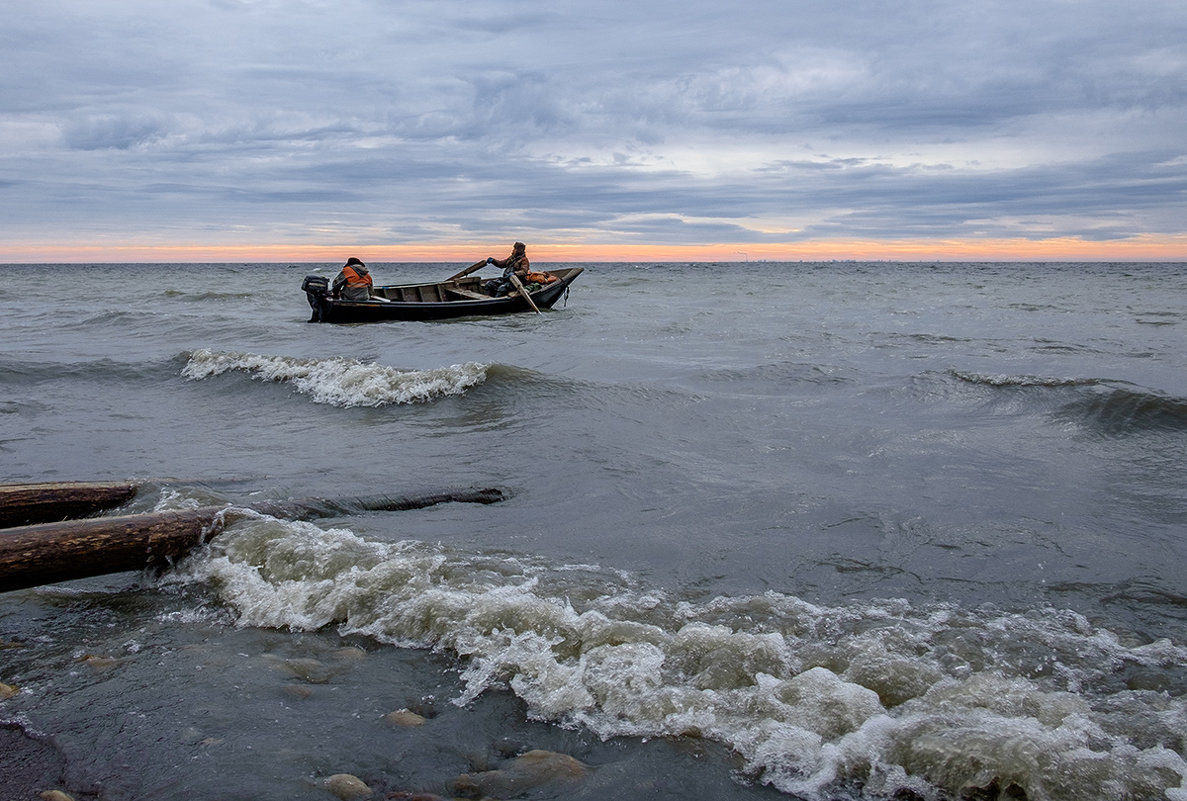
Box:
[181,349,487,407]
[950,370,1104,388]
[165,516,1187,801]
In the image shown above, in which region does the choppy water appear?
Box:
[1,261,1186,801]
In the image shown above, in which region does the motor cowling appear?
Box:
[302,275,329,296]
[302,275,330,322]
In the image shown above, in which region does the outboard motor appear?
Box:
[301,275,330,322]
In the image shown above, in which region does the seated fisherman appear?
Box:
[332,257,373,300]
[482,242,531,296]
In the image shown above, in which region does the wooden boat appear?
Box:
[301,266,584,323]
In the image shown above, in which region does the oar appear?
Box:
[508,273,541,314]
[447,259,489,281]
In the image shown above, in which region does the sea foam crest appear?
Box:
[181,349,487,407]
[168,515,1187,801]
[950,370,1104,389]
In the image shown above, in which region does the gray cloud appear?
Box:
[2,0,1185,255]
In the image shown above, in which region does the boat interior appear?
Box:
[370,267,581,304]
[372,276,489,303]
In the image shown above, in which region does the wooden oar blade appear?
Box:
[447,259,489,281]
[508,274,542,314]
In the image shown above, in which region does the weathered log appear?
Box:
[0,487,506,593]
[0,481,139,528]
[0,507,227,592]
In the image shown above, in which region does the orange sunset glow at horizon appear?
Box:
[2,236,1184,264]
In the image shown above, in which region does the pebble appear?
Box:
[79,654,120,671]
[323,773,371,800]
[330,646,367,661]
[449,749,588,798]
[39,792,75,801]
[384,709,426,727]
[0,682,18,700]
[278,657,338,684]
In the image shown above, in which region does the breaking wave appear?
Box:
[1058,387,1187,437]
[949,371,1187,437]
[167,514,1187,801]
[180,349,488,408]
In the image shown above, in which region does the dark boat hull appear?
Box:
[303,267,583,323]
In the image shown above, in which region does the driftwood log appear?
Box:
[0,487,505,593]
[0,507,227,593]
[0,481,140,528]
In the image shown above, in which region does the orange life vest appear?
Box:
[342,264,372,289]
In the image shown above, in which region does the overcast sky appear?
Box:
[2,0,1186,261]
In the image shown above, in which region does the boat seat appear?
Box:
[445,286,489,300]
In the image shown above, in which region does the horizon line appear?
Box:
[0,236,1184,263]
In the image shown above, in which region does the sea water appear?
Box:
[1,261,1185,800]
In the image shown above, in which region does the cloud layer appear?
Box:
[2,0,1186,258]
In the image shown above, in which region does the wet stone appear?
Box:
[330,645,367,661]
[277,657,341,684]
[449,749,589,798]
[384,709,426,727]
[78,654,120,671]
[323,772,372,800]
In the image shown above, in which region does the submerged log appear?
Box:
[0,487,505,593]
[249,487,506,519]
[0,481,139,528]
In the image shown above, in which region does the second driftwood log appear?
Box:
[0,487,505,593]
[0,481,140,528]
